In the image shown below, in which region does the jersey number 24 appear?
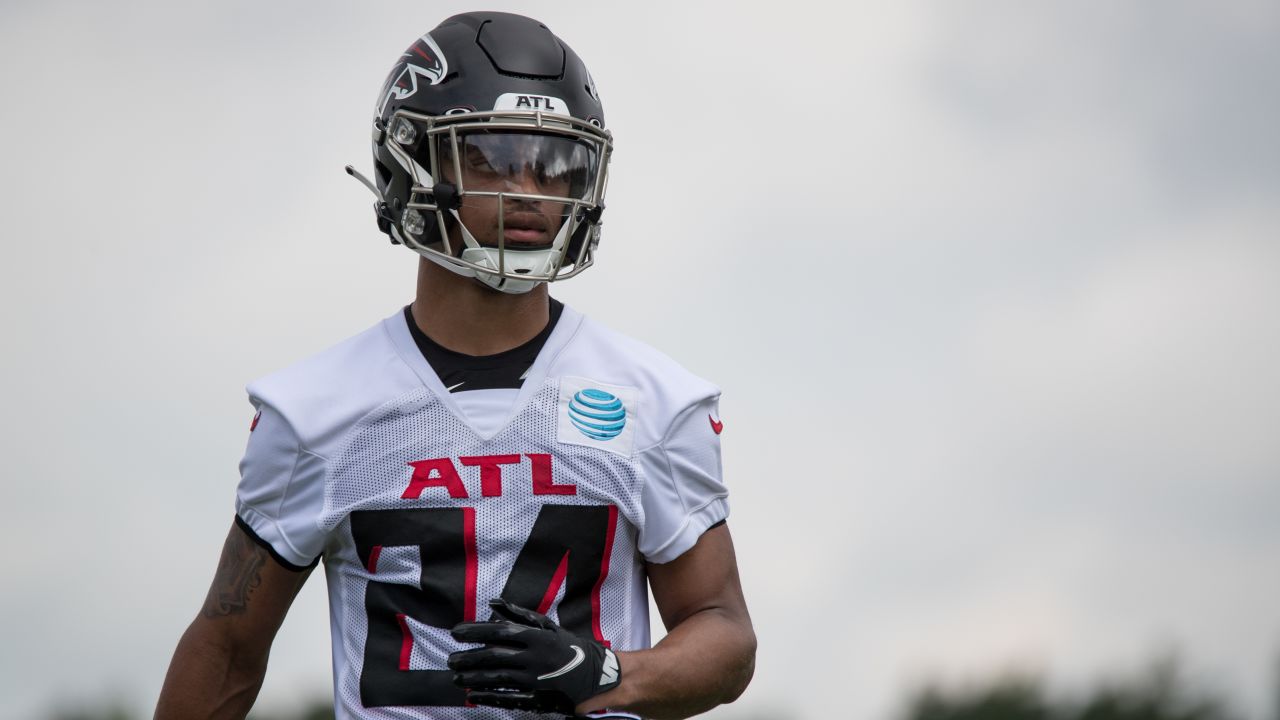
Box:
[351,503,618,707]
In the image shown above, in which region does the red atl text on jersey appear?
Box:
[402,454,578,499]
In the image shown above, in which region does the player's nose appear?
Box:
[498,164,552,196]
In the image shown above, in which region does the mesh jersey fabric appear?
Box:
[234,304,726,719]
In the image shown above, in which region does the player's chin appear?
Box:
[471,228,558,250]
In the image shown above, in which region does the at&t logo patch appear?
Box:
[569,389,626,440]
[557,377,637,457]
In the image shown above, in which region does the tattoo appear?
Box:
[201,529,267,617]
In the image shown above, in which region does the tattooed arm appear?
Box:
[155,521,312,720]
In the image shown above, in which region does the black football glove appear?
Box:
[449,598,621,715]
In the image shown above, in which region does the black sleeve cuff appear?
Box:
[234,514,321,572]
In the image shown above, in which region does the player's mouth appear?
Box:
[502,213,551,245]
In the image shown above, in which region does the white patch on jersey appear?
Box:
[494,92,571,116]
[557,376,637,458]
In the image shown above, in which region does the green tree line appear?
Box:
[45,656,1279,720]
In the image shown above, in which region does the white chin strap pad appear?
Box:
[460,247,549,294]
[417,249,541,294]
[414,208,575,294]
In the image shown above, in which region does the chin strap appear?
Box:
[344,164,379,197]
[345,165,401,244]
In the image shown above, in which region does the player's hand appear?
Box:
[449,598,621,715]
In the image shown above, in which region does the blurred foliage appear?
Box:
[40,654,1279,720]
[900,657,1246,720]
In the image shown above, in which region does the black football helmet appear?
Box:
[350,12,612,294]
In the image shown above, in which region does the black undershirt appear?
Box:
[403,299,564,393]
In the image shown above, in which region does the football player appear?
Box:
[156,11,755,720]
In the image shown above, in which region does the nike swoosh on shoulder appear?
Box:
[537,645,585,680]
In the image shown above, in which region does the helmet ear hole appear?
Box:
[565,218,594,267]
[374,160,393,189]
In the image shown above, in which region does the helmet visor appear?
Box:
[438,132,599,202]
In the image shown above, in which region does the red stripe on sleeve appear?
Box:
[590,505,619,647]
[537,551,571,615]
[367,545,382,574]
[396,613,413,671]
[462,507,477,622]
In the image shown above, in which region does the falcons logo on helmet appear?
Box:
[376,34,449,115]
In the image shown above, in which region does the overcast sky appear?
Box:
[1,1,1278,719]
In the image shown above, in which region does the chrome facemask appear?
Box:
[384,110,612,294]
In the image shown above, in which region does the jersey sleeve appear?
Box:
[636,394,728,564]
[234,399,327,570]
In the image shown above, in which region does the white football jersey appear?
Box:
[235,304,727,719]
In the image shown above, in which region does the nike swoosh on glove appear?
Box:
[449,598,622,715]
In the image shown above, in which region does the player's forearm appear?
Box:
[585,606,757,720]
[154,619,269,720]
[157,523,312,719]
